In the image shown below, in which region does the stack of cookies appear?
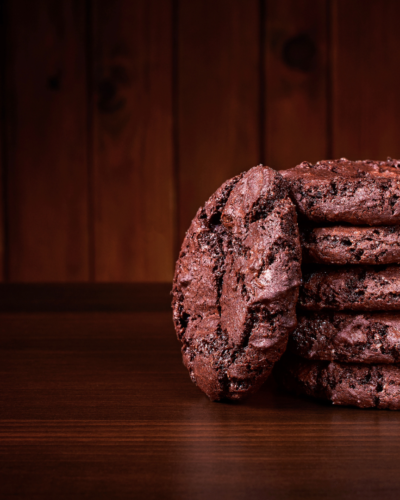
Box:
[277,158,400,409]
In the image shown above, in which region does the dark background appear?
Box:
[1,0,400,283]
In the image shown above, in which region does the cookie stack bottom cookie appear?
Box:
[276,353,400,410]
[277,158,400,409]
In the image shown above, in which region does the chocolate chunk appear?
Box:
[172,166,302,401]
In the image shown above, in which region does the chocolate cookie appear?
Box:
[276,354,400,410]
[289,311,400,363]
[301,225,400,265]
[299,265,400,311]
[281,158,400,226]
[172,166,302,401]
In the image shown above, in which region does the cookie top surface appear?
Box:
[276,354,400,410]
[299,265,400,311]
[281,158,400,225]
[289,311,400,363]
[172,166,302,401]
[301,225,400,265]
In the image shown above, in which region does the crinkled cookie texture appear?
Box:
[289,311,400,364]
[299,265,400,311]
[276,354,400,410]
[172,166,302,401]
[301,225,400,265]
[281,158,400,225]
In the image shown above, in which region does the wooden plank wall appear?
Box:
[5,0,89,282]
[92,0,173,282]
[1,0,400,283]
[177,0,260,245]
[332,1,400,160]
[0,0,7,281]
[265,0,329,170]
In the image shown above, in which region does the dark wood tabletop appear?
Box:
[2,291,400,499]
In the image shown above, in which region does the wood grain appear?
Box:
[5,0,89,281]
[0,87,3,282]
[0,145,3,282]
[177,0,260,245]
[0,0,4,281]
[4,2,400,285]
[0,283,172,311]
[332,0,400,160]
[92,0,174,282]
[265,0,329,171]
[1,311,400,499]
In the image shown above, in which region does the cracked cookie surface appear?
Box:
[301,225,400,265]
[172,166,302,401]
[276,353,400,409]
[289,311,400,363]
[299,265,400,311]
[281,158,400,226]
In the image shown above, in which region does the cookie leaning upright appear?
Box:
[172,166,302,401]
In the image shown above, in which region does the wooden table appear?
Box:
[1,296,400,499]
